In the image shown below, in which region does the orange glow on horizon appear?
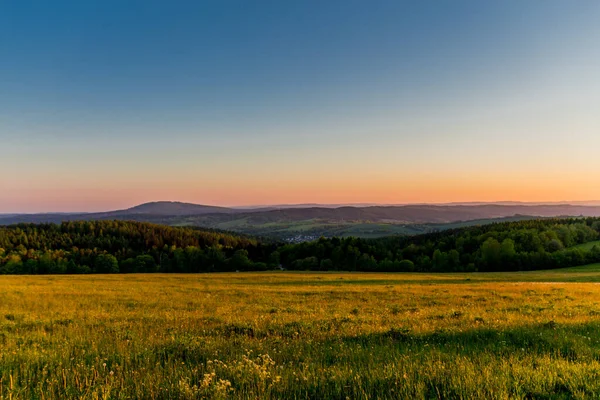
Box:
[3,171,600,213]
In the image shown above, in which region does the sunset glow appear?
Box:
[1,1,599,212]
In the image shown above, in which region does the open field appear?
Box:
[3,271,600,399]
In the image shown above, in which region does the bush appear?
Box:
[94,254,119,274]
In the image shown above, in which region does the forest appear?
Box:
[1,218,600,274]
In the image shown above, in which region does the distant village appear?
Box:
[284,235,320,243]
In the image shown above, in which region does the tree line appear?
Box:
[0,221,276,274]
[1,218,600,274]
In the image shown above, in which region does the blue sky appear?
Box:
[1,1,599,212]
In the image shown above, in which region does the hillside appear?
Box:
[4,203,600,239]
[2,218,600,275]
[0,221,275,274]
[0,202,237,225]
[189,204,600,224]
[117,201,234,215]
[152,204,600,239]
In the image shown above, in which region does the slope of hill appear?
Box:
[3,217,600,275]
[153,205,600,238]
[0,220,275,274]
[3,203,600,239]
[0,202,237,225]
[116,201,234,216]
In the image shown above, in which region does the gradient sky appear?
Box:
[1,1,600,212]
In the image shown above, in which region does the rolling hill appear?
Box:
[3,202,600,239]
[113,201,234,216]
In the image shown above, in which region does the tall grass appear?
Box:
[2,272,600,399]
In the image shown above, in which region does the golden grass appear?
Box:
[2,272,600,399]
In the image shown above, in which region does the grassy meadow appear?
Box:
[2,271,600,399]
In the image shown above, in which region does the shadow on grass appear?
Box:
[153,320,600,365]
[334,320,600,362]
[149,321,600,399]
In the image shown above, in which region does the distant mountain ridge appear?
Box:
[4,201,600,221]
[6,200,600,216]
[201,204,600,225]
[0,201,238,224]
[4,201,600,239]
[121,201,232,215]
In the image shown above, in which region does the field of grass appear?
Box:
[3,271,600,399]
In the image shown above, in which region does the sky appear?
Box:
[1,0,600,212]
